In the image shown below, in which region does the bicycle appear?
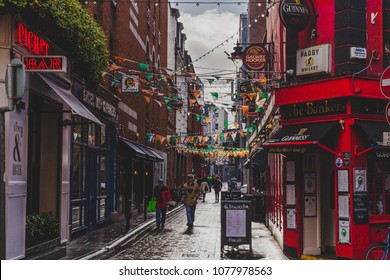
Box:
[363,226,390,260]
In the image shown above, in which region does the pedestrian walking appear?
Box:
[153,179,172,229]
[200,178,209,202]
[212,175,222,203]
[179,174,201,227]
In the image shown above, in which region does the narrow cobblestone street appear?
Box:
[94,187,287,260]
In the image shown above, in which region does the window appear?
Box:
[368,156,390,215]
[146,8,150,26]
[384,1,390,67]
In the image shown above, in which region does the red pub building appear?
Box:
[262,0,390,259]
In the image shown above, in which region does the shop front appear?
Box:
[117,138,165,217]
[69,86,118,234]
[0,18,102,258]
[264,78,390,259]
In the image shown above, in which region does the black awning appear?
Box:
[264,122,338,154]
[137,144,161,162]
[119,138,146,159]
[356,121,390,147]
[149,149,164,162]
[265,122,338,145]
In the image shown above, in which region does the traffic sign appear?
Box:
[380,66,390,99]
[386,101,390,126]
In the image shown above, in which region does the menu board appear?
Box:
[353,193,368,224]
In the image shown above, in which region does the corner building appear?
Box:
[263,0,390,259]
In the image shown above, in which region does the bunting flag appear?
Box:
[150,86,157,92]
[248,123,256,134]
[196,114,201,122]
[146,133,152,143]
[242,123,247,130]
[261,77,267,83]
[257,107,263,113]
[108,65,121,72]
[141,89,154,96]
[210,92,219,100]
[114,56,126,63]
[224,120,228,128]
[163,97,171,104]
[207,79,215,85]
[139,63,149,71]
[155,100,162,107]
[189,99,197,106]
[242,105,249,115]
[146,73,153,80]
[240,130,245,137]
[144,96,151,103]
[245,93,257,101]
[205,116,210,123]
[192,90,201,98]
[167,106,172,111]
[233,122,238,128]
[213,76,221,80]
[260,93,269,100]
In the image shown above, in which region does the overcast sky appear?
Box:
[173,1,248,104]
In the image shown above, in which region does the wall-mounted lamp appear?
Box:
[339,119,345,130]
[133,170,139,175]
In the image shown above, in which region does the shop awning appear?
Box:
[38,73,101,125]
[137,145,162,162]
[119,138,146,159]
[264,122,338,154]
[355,121,390,155]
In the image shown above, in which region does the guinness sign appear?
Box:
[279,0,312,32]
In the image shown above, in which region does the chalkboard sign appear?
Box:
[221,191,231,201]
[221,200,252,254]
[353,193,368,224]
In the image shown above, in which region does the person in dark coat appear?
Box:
[213,175,222,203]
[153,179,172,229]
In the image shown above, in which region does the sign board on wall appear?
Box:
[296,44,332,76]
[279,0,312,32]
[24,56,67,73]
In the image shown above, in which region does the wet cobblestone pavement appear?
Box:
[94,196,288,260]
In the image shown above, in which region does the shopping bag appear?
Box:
[147,198,156,212]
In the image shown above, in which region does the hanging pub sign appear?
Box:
[279,0,312,32]
[122,75,139,93]
[296,44,332,76]
[242,44,269,71]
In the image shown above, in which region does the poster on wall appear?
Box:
[286,208,296,229]
[304,195,317,217]
[384,174,390,191]
[338,194,350,219]
[286,184,296,205]
[337,169,349,192]
[8,117,25,182]
[338,219,350,244]
[286,161,295,181]
[354,168,367,192]
[121,75,139,93]
[304,172,316,194]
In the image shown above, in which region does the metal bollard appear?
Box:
[144,195,148,221]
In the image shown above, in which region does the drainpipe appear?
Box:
[0,112,5,259]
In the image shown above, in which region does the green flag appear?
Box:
[139,63,149,71]
[146,73,153,80]
[196,114,201,122]
[163,97,171,104]
[260,93,269,100]
[257,107,263,113]
[210,92,219,99]
[224,120,228,127]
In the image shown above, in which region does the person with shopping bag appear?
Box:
[153,179,172,229]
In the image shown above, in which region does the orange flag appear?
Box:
[233,122,238,128]
[114,56,126,63]
[108,65,121,72]
[144,96,151,103]
[242,105,249,115]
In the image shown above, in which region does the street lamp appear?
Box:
[230,44,243,69]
